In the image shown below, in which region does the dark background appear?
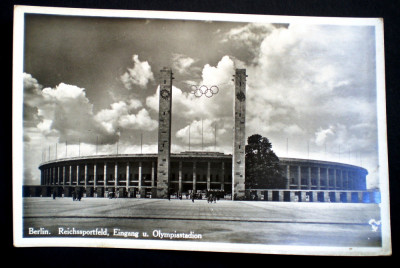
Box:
[2,0,399,266]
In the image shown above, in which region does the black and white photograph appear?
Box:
[12,5,391,256]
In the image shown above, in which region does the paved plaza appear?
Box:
[22,197,382,247]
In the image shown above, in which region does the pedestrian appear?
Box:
[72,190,76,201]
[191,193,195,203]
[213,194,217,203]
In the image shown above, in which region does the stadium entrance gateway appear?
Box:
[155,67,247,200]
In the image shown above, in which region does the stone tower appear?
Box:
[232,69,247,199]
[156,67,173,198]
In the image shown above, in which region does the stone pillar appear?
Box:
[69,165,72,185]
[317,167,321,190]
[178,161,182,194]
[76,165,80,186]
[268,191,273,201]
[346,192,351,202]
[94,164,97,188]
[312,191,318,202]
[84,164,88,189]
[326,168,329,189]
[151,162,155,187]
[193,162,197,193]
[307,167,311,189]
[156,67,173,198]
[126,162,129,190]
[57,167,60,185]
[300,191,306,202]
[335,192,340,203]
[324,192,330,202]
[278,190,284,201]
[103,162,107,188]
[63,166,66,186]
[286,165,290,189]
[114,162,118,188]
[232,68,247,199]
[207,162,211,191]
[138,161,142,196]
[297,166,301,189]
[290,191,295,201]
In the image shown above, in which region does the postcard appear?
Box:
[13,5,391,256]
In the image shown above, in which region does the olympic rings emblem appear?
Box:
[190,85,219,98]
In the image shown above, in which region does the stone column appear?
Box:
[94,164,97,188]
[286,165,290,189]
[103,162,107,187]
[300,191,306,202]
[151,162,155,187]
[278,190,284,201]
[63,166,66,186]
[69,165,72,185]
[335,192,340,202]
[317,167,321,190]
[307,167,311,189]
[297,166,301,189]
[312,191,318,202]
[76,165,80,186]
[126,162,130,190]
[138,161,142,196]
[290,191,295,201]
[114,162,118,188]
[57,167,60,185]
[326,168,329,189]
[178,161,182,194]
[156,67,173,198]
[347,192,352,202]
[207,162,211,191]
[84,164,88,189]
[193,162,197,193]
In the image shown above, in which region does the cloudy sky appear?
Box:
[22,13,381,188]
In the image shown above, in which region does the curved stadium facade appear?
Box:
[23,151,380,203]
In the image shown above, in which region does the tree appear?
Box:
[245,134,285,189]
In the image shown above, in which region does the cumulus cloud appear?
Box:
[315,126,335,146]
[120,54,154,89]
[172,53,198,74]
[246,24,377,143]
[95,100,158,134]
[23,76,119,145]
[223,23,276,48]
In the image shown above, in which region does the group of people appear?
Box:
[207,193,217,203]
[72,189,82,201]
